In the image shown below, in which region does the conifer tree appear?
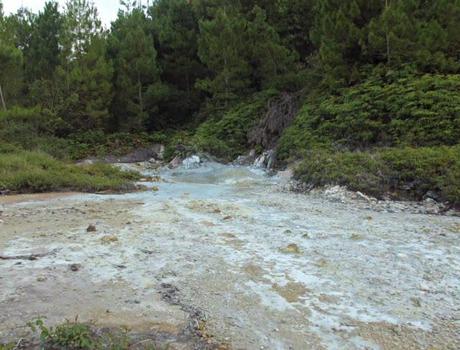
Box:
[197,8,251,108]
[109,5,161,131]
[26,1,63,82]
[149,0,205,126]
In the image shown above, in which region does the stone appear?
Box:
[101,235,118,244]
[168,156,183,169]
[280,244,301,254]
[182,155,201,169]
[69,264,81,272]
[86,224,97,232]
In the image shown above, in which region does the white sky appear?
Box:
[3,0,125,27]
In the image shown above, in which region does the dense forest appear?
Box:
[0,0,459,203]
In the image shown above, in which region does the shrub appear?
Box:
[192,90,277,161]
[294,145,460,203]
[279,73,460,161]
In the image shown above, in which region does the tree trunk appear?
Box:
[0,84,6,111]
[385,0,391,65]
[138,73,143,115]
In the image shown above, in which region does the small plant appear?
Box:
[28,318,96,349]
[26,318,159,350]
[0,343,15,350]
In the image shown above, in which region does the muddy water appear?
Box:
[0,162,459,349]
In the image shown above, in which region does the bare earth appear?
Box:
[1,162,459,349]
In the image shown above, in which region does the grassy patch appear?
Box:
[294,146,460,203]
[0,149,140,194]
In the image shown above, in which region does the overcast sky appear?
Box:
[3,0,125,27]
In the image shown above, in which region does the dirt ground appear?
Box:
[1,164,459,349]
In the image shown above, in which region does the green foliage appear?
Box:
[66,131,167,160]
[0,41,23,106]
[294,145,460,203]
[197,5,294,108]
[27,319,143,350]
[197,7,252,107]
[109,6,161,132]
[0,150,140,193]
[57,35,114,132]
[29,319,96,349]
[149,0,205,127]
[278,72,460,160]
[192,90,276,160]
[24,1,63,82]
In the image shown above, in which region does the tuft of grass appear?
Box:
[0,149,141,194]
[294,145,460,203]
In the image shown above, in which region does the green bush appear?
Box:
[0,150,140,193]
[279,73,460,161]
[294,146,460,203]
[28,319,132,350]
[192,90,277,161]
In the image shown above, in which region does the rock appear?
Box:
[182,155,201,169]
[254,149,276,169]
[168,156,183,169]
[234,150,257,165]
[423,190,441,202]
[152,186,159,192]
[280,243,302,254]
[36,276,47,282]
[116,144,165,163]
[223,216,232,221]
[69,263,81,272]
[411,297,422,307]
[101,235,118,244]
[350,233,363,240]
[356,191,372,202]
[86,224,97,232]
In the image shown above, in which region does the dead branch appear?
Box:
[0,249,59,261]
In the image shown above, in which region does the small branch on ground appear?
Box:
[0,249,59,261]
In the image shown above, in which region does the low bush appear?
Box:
[294,146,460,203]
[192,90,277,161]
[0,150,140,193]
[278,72,460,161]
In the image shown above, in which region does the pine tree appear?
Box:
[149,0,205,127]
[56,35,113,131]
[109,5,161,131]
[197,8,251,108]
[62,0,103,62]
[311,0,380,86]
[26,1,63,82]
[33,0,113,132]
[0,44,23,109]
[246,6,294,90]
